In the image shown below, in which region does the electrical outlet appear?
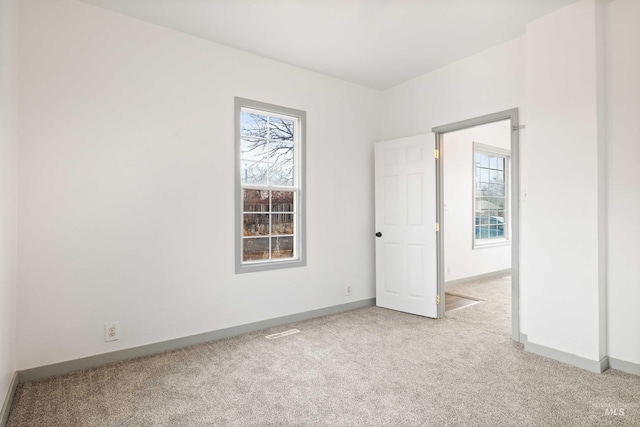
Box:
[345,284,352,296]
[105,322,119,342]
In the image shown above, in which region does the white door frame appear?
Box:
[432,108,521,342]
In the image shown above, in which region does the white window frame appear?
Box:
[473,142,511,249]
[235,97,306,273]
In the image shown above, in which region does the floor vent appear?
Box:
[265,329,300,340]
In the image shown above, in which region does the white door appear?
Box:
[374,134,438,318]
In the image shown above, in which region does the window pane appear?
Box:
[474,152,483,166]
[489,156,498,169]
[243,189,270,212]
[479,153,489,168]
[243,214,269,236]
[272,213,294,235]
[241,161,268,185]
[269,117,294,141]
[269,140,294,165]
[477,198,491,212]
[474,148,509,245]
[272,191,294,212]
[271,236,294,259]
[475,211,489,225]
[492,183,505,196]
[269,163,294,186]
[241,138,268,162]
[241,112,268,138]
[243,237,270,261]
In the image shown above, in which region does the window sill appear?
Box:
[236,258,306,274]
[473,239,511,250]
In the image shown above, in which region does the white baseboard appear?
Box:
[519,333,528,345]
[1,371,19,427]
[609,357,640,376]
[523,338,608,373]
[445,269,512,287]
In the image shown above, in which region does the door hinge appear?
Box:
[434,149,439,159]
[512,124,525,131]
[436,294,441,305]
[435,222,440,232]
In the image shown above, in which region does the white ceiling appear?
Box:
[77,0,579,90]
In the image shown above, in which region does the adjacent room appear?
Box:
[1,0,639,425]
[442,120,513,315]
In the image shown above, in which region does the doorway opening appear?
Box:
[433,110,521,341]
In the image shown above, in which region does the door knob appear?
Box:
[375,232,382,237]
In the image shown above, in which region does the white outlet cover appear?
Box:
[104,321,119,342]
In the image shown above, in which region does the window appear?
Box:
[473,142,510,248]
[235,98,306,273]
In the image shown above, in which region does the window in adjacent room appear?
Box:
[235,98,306,273]
[473,142,510,249]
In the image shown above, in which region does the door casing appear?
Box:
[432,109,521,342]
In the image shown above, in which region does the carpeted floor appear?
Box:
[7,276,640,426]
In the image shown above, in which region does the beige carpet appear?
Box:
[8,276,640,426]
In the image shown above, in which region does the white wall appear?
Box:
[0,0,18,406]
[379,38,525,142]
[606,0,640,366]
[443,122,511,282]
[522,0,605,362]
[16,0,380,370]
